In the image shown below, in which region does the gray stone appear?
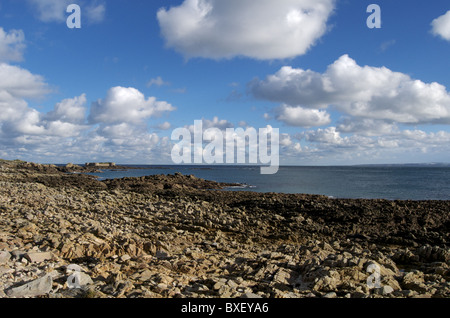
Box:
[0,251,11,264]
[25,252,53,263]
[241,292,263,299]
[377,285,394,296]
[120,254,131,262]
[65,269,94,289]
[6,274,53,297]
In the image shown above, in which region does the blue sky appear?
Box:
[0,0,450,165]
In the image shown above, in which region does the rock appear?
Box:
[1,159,450,299]
[120,254,131,262]
[241,292,262,299]
[375,285,394,296]
[155,250,169,259]
[310,270,341,292]
[66,272,94,289]
[6,274,53,297]
[402,271,427,292]
[272,268,297,286]
[25,252,54,263]
[323,292,337,298]
[0,251,11,264]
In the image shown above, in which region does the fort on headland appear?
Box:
[85,162,116,168]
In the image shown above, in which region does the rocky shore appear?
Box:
[0,159,448,299]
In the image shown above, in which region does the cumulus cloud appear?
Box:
[0,28,26,62]
[0,63,48,100]
[45,94,87,124]
[274,104,331,128]
[157,0,335,60]
[157,122,172,130]
[431,10,450,41]
[0,63,49,125]
[280,124,450,165]
[336,118,398,137]
[89,86,176,125]
[0,66,174,163]
[1,94,87,139]
[250,54,450,124]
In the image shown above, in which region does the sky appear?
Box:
[0,0,450,165]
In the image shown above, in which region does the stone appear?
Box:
[155,250,169,259]
[6,274,53,297]
[25,252,53,263]
[120,254,131,262]
[138,269,153,282]
[0,266,13,275]
[0,251,11,264]
[272,268,296,285]
[376,285,394,296]
[323,292,337,298]
[66,272,94,288]
[213,281,226,291]
[402,271,427,292]
[241,292,262,299]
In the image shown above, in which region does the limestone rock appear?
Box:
[0,251,11,264]
[6,274,53,297]
[25,252,54,263]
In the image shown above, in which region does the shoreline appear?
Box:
[0,159,448,299]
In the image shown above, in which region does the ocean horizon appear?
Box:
[65,164,450,201]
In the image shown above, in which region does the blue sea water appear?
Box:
[85,165,450,201]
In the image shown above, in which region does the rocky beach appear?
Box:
[0,159,448,299]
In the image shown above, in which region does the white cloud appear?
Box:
[28,0,106,24]
[147,76,170,87]
[203,116,234,130]
[303,127,344,145]
[431,10,450,41]
[283,125,450,165]
[336,118,398,136]
[250,54,450,125]
[274,104,331,128]
[0,63,48,100]
[89,86,176,125]
[85,2,106,24]
[157,122,172,130]
[28,0,72,23]
[45,94,87,124]
[0,28,26,62]
[0,63,49,126]
[157,0,335,60]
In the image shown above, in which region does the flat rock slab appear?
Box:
[25,252,54,263]
[6,274,53,297]
[0,251,11,264]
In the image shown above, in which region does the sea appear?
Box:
[83,165,450,201]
